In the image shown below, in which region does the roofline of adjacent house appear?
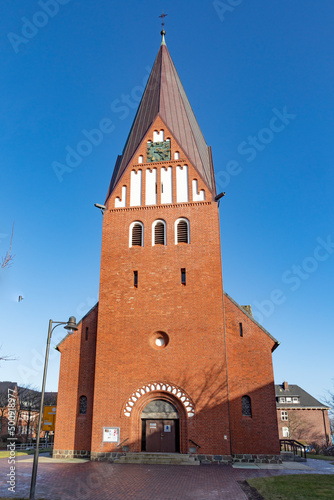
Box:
[224,291,280,350]
[277,405,330,410]
[55,302,99,351]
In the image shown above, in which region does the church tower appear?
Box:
[54,31,280,462]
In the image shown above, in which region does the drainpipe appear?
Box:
[222,292,233,457]
[322,409,329,447]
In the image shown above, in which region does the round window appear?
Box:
[149,331,169,350]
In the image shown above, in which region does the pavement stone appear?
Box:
[0,456,333,500]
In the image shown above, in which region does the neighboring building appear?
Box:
[0,381,18,439]
[0,381,57,441]
[54,31,281,463]
[276,381,332,447]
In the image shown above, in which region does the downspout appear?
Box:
[222,291,233,457]
[322,409,329,447]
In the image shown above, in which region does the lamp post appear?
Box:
[29,316,78,500]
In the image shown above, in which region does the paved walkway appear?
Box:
[0,456,333,500]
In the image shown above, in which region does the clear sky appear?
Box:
[1,1,333,403]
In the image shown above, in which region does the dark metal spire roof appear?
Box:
[107,39,216,198]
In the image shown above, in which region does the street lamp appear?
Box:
[29,316,78,500]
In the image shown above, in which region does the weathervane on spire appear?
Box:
[159,11,167,45]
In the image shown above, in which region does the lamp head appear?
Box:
[64,316,78,332]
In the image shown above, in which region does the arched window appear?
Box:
[175,218,190,244]
[152,220,166,246]
[79,395,87,415]
[242,395,252,417]
[129,221,144,247]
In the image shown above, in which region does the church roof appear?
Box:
[107,36,216,199]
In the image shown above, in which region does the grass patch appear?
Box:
[248,474,334,499]
[0,448,52,459]
[307,454,334,461]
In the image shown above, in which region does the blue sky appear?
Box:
[1,1,333,403]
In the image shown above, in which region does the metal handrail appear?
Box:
[189,439,201,449]
[280,439,306,459]
[116,438,129,449]
[15,443,54,451]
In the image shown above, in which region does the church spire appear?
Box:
[106,34,216,200]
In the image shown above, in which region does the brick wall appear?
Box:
[224,295,280,455]
[277,407,332,446]
[54,305,97,454]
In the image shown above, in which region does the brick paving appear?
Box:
[0,456,333,500]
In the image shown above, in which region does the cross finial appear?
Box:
[159,11,167,45]
[159,11,168,29]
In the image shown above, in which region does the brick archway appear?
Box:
[124,384,193,454]
[123,382,195,418]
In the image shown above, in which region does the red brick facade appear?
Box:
[54,38,280,460]
[277,407,331,447]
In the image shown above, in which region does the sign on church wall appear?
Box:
[103,427,120,443]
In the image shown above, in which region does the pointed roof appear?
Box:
[107,37,216,198]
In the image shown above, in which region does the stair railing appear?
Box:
[280,439,306,459]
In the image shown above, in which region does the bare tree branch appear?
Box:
[1,222,15,269]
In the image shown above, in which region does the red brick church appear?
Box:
[54,31,281,463]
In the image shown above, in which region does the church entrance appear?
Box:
[141,400,179,453]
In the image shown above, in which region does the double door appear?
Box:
[145,419,176,453]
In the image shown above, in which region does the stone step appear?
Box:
[281,451,306,462]
[114,453,200,466]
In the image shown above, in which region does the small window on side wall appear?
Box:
[79,395,87,415]
[181,268,186,285]
[242,395,252,417]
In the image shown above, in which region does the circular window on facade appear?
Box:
[149,331,169,350]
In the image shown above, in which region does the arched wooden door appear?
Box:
[141,400,179,453]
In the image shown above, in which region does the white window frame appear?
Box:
[175,218,190,244]
[129,221,144,248]
[152,219,167,246]
[293,397,299,403]
[279,397,285,403]
[282,427,289,438]
[281,411,288,421]
[286,397,292,403]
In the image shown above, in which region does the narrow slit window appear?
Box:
[177,220,189,243]
[154,222,165,245]
[132,223,143,246]
[85,327,88,341]
[239,323,243,337]
[181,268,186,285]
[134,270,138,288]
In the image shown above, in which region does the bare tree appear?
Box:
[0,389,8,439]
[17,386,41,443]
[1,222,15,269]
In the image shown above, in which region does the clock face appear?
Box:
[147,141,171,162]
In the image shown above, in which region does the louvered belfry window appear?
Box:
[177,220,188,243]
[154,222,165,245]
[132,223,142,246]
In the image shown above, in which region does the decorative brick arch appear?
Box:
[123,382,195,418]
